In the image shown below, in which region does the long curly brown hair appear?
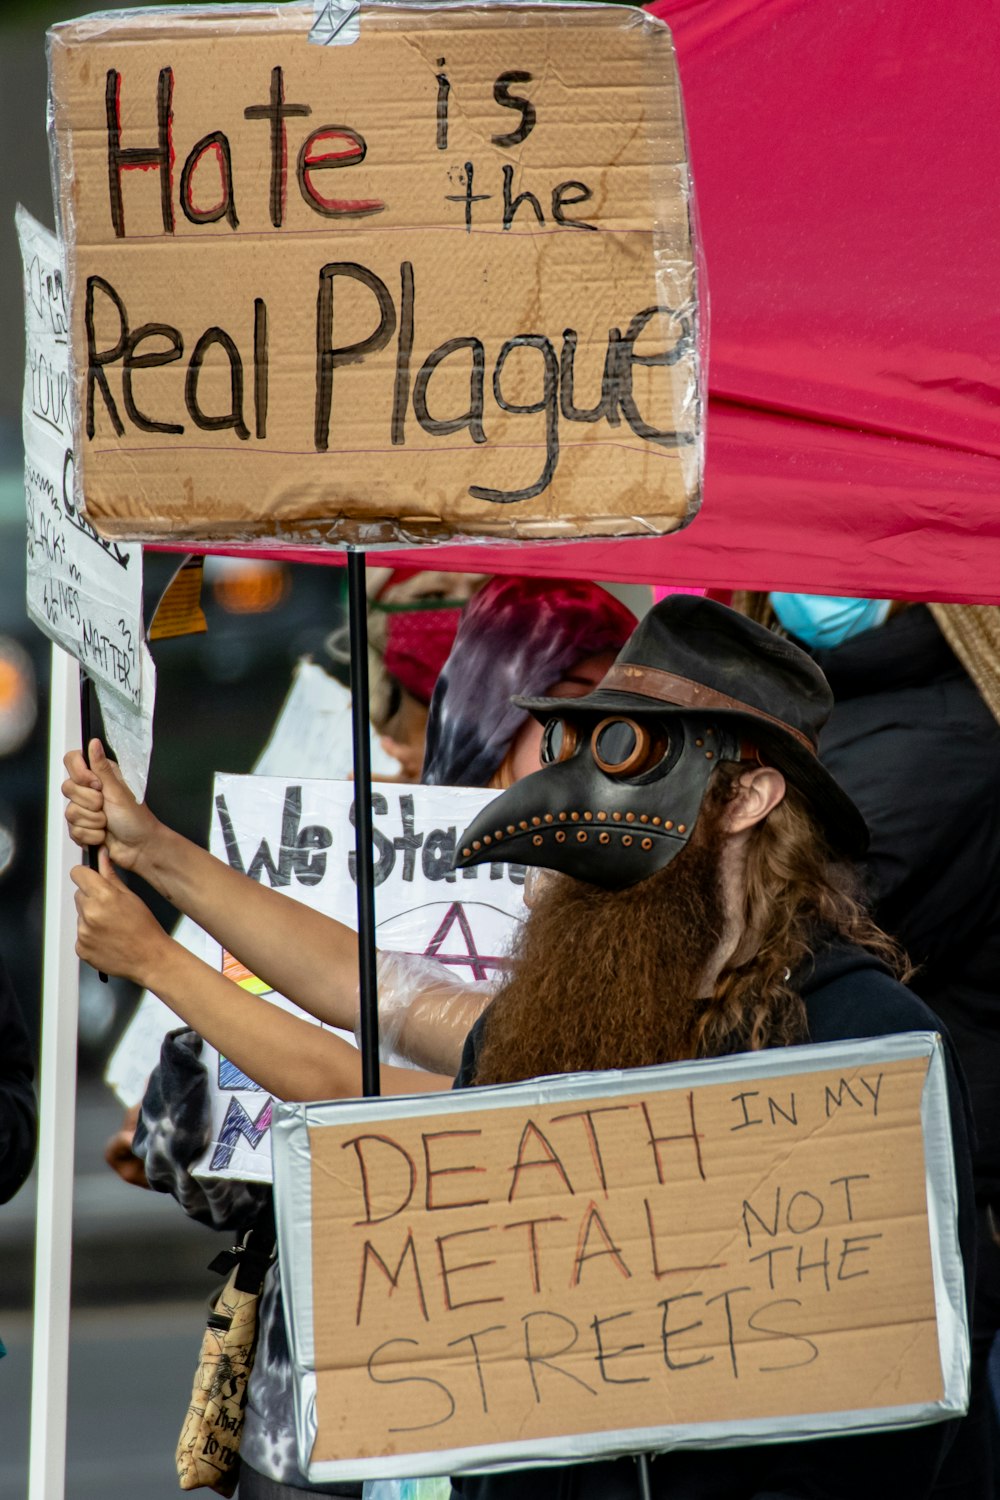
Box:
[471,761,909,1087]
[692,762,911,1058]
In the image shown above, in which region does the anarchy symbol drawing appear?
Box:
[379,899,518,983]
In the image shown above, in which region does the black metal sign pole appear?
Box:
[351,551,647,1480]
[347,550,381,1099]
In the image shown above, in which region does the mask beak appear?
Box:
[453,761,691,891]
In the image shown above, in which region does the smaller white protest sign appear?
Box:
[192,777,524,1182]
[17,205,154,797]
[253,659,402,782]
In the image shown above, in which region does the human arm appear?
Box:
[72,849,453,1098]
[64,740,482,1077]
[65,739,368,1035]
[373,950,494,1077]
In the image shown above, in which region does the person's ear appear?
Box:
[723,765,786,834]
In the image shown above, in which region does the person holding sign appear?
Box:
[64,594,977,1497]
[442,596,982,1500]
[63,577,636,1102]
[63,576,633,1498]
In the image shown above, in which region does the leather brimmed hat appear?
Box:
[515,594,869,858]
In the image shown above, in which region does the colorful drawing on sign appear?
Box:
[190,778,524,1183]
[211,1095,274,1174]
[211,950,275,1169]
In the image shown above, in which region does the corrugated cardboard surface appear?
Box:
[48,4,701,546]
[271,1034,968,1479]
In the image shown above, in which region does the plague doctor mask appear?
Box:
[455,709,742,889]
[454,595,869,889]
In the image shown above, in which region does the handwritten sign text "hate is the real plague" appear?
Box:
[47,4,701,547]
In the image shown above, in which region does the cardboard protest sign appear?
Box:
[17,206,154,794]
[191,776,524,1181]
[47,4,700,547]
[271,1033,968,1481]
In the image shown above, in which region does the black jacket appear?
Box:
[451,942,976,1500]
[0,954,37,1204]
[815,605,1000,1203]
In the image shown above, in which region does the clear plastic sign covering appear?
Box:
[47,2,702,548]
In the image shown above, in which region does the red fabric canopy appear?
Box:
[168,0,1000,602]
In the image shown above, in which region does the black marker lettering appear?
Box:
[560,327,620,425]
[617,305,695,446]
[180,131,238,229]
[414,338,487,444]
[502,164,544,231]
[658,1292,711,1372]
[446,1325,505,1413]
[435,60,450,151]
[296,126,383,218]
[314,262,396,452]
[830,1173,870,1222]
[522,1311,595,1401]
[85,276,127,437]
[445,161,491,232]
[471,335,559,504]
[367,1339,455,1431]
[124,322,184,434]
[591,1311,649,1386]
[551,180,596,230]
[185,327,249,440]
[704,1285,752,1380]
[244,67,310,228]
[492,70,536,147]
[748,1299,819,1372]
[253,297,269,440]
[391,261,415,447]
[105,67,174,237]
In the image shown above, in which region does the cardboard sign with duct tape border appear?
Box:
[271,1031,968,1482]
[47,3,700,548]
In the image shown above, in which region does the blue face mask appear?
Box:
[769,593,892,649]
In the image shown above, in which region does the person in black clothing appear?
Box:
[450,594,980,1500]
[733,592,1000,1498]
[66,596,981,1498]
[0,952,37,1204]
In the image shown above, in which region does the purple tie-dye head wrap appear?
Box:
[421,577,637,788]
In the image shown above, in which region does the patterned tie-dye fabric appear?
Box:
[421,578,636,787]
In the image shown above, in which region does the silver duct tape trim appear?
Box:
[271,1030,969,1483]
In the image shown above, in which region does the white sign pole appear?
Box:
[28,644,82,1500]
